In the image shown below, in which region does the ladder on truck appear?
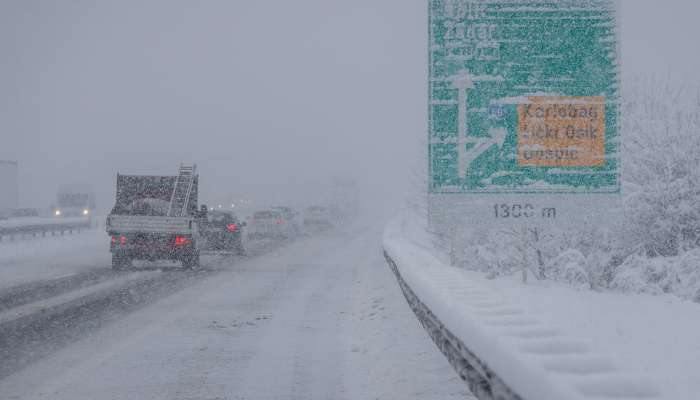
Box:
[167,164,197,217]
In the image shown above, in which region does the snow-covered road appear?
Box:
[0,225,471,399]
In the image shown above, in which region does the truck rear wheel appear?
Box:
[233,237,245,255]
[112,254,131,270]
[182,252,200,270]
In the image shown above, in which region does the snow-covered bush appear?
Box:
[610,254,668,295]
[554,226,619,288]
[611,249,700,301]
[547,249,590,289]
[458,225,618,289]
[674,250,700,301]
[460,229,521,275]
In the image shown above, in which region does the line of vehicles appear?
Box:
[0,184,96,221]
[1,160,98,221]
[106,164,342,270]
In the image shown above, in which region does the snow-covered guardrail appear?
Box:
[383,216,661,400]
[383,251,522,400]
[0,217,93,242]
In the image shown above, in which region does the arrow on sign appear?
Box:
[450,71,507,179]
[460,127,508,176]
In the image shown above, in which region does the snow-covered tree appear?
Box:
[622,81,700,256]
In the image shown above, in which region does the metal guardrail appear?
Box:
[383,250,524,400]
[0,219,92,242]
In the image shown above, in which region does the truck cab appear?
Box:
[53,184,96,217]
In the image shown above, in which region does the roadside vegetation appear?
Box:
[441,81,700,302]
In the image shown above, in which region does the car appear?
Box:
[200,210,245,254]
[303,205,333,230]
[248,209,296,239]
[271,206,302,234]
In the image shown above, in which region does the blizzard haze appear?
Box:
[0,1,426,213]
[1,0,700,212]
[4,2,700,400]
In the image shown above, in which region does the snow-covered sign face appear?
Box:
[428,0,620,194]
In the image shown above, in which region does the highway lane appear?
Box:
[0,236,281,380]
[0,225,471,399]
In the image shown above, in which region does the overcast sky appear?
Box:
[2,1,699,212]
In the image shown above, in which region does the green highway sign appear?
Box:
[429,0,620,194]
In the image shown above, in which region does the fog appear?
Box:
[1,0,699,213]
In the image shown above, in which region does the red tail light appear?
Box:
[276,218,284,225]
[227,223,238,232]
[119,235,127,245]
[175,236,189,246]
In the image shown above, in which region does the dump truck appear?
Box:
[106,165,202,270]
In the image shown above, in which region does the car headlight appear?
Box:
[82,209,89,215]
[55,209,62,216]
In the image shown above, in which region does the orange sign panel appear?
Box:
[517,96,605,167]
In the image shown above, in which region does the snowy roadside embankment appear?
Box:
[381,214,700,400]
[0,229,111,290]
